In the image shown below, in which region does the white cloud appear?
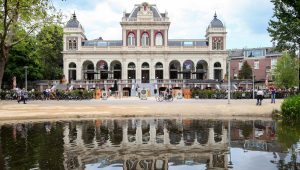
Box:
[56,0,274,49]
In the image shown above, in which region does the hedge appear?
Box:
[281,94,300,121]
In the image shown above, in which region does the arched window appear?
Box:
[127,33,135,46]
[73,40,77,50]
[155,32,163,46]
[68,40,73,50]
[141,32,149,47]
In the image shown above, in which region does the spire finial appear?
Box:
[214,12,217,18]
[72,11,76,19]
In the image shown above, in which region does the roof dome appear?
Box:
[210,13,224,28]
[65,12,82,28]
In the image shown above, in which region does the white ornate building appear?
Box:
[63,2,228,94]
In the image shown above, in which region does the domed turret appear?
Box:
[209,13,224,28]
[65,12,82,28]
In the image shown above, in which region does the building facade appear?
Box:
[229,47,282,82]
[63,2,228,93]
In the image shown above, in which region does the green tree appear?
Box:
[3,30,43,88]
[268,0,300,53]
[273,52,299,88]
[238,61,252,79]
[0,0,59,89]
[36,24,63,80]
[268,0,300,90]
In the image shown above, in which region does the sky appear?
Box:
[53,0,275,49]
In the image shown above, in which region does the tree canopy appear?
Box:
[268,0,300,53]
[273,52,299,89]
[0,0,60,89]
[2,24,63,89]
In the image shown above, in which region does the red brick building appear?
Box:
[229,47,282,84]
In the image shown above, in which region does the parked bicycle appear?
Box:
[156,92,173,102]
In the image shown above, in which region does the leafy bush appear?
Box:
[281,94,300,121]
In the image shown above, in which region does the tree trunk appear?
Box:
[0,58,6,90]
[0,46,9,90]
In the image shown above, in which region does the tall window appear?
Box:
[212,37,223,50]
[254,61,259,69]
[68,39,77,50]
[155,32,163,46]
[68,40,73,50]
[127,33,135,46]
[141,32,149,47]
[73,40,77,49]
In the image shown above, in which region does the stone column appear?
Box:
[163,125,170,145]
[77,61,82,80]
[136,59,141,83]
[164,30,168,47]
[63,123,70,145]
[64,60,69,83]
[164,59,169,79]
[149,120,156,144]
[221,127,228,144]
[122,60,127,80]
[151,29,154,47]
[76,124,84,147]
[137,30,141,47]
[123,29,126,46]
[136,120,143,144]
[122,121,128,145]
[208,128,215,145]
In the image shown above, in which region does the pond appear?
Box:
[0,118,300,170]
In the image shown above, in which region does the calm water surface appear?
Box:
[0,118,300,170]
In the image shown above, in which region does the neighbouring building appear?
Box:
[62,2,228,95]
[229,47,282,87]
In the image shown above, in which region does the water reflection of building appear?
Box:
[229,120,283,152]
[62,119,229,169]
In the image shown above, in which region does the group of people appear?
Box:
[256,86,276,106]
[16,88,28,104]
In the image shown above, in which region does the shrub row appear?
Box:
[190,89,296,99]
[0,89,94,100]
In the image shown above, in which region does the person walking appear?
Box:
[20,88,28,104]
[256,88,264,106]
[270,86,276,104]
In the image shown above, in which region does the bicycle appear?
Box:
[156,92,173,102]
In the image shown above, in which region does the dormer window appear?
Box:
[141,32,149,47]
[155,32,163,46]
[127,33,135,46]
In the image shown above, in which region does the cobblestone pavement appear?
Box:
[0,98,282,121]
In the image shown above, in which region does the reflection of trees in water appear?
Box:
[68,123,77,143]
[96,125,109,145]
[128,120,136,142]
[168,120,183,145]
[272,121,300,169]
[1,123,64,170]
[156,120,165,144]
[82,121,95,145]
[213,121,223,143]
[109,120,123,145]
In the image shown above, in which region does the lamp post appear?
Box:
[24,66,28,90]
[252,69,255,99]
[227,58,231,104]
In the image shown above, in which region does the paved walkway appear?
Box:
[0,97,282,121]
